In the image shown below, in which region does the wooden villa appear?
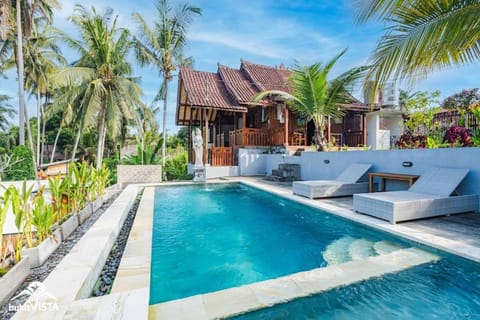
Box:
[176,60,372,167]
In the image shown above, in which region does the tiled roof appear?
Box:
[217,64,260,104]
[241,60,291,93]
[179,67,246,112]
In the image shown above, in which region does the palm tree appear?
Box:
[19,23,64,164]
[53,5,142,168]
[0,94,16,131]
[254,50,367,151]
[0,0,60,146]
[356,0,480,86]
[132,0,201,169]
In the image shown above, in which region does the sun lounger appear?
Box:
[292,163,372,199]
[353,167,479,224]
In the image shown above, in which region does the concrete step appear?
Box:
[322,236,355,265]
[373,241,403,255]
[348,239,376,261]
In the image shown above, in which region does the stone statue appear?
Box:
[192,128,203,167]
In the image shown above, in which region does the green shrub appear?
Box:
[164,150,191,180]
[3,146,35,181]
[103,154,119,185]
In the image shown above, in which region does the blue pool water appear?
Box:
[150,183,409,304]
[150,183,480,319]
[232,257,480,320]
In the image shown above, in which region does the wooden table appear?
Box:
[368,172,420,192]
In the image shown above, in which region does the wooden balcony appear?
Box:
[229,128,270,146]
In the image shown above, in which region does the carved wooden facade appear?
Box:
[176,60,370,166]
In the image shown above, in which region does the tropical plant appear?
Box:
[21,23,66,165]
[0,188,11,267]
[52,5,142,169]
[356,1,480,86]
[48,174,70,222]
[103,154,119,185]
[68,161,93,212]
[4,146,35,180]
[94,164,110,196]
[31,191,54,242]
[401,90,441,135]
[132,0,201,168]
[164,148,190,180]
[121,131,163,164]
[395,133,426,149]
[0,95,16,131]
[443,126,473,147]
[0,0,60,146]
[9,180,36,254]
[253,49,368,151]
[442,88,480,110]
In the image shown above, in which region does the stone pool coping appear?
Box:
[10,179,480,319]
[11,184,138,320]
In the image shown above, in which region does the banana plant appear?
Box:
[95,164,111,197]
[69,161,97,211]
[31,196,55,242]
[9,180,36,250]
[48,175,71,223]
[0,188,11,266]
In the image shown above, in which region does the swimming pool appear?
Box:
[150,183,480,318]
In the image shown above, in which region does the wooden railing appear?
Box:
[211,147,233,166]
[330,132,364,147]
[345,131,364,146]
[229,128,270,146]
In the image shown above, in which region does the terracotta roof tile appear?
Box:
[217,64,260,104]
[241,60,291,93]
[179,67,246,112]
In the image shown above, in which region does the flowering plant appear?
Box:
[443,126,472,146]
[395,133,427,149]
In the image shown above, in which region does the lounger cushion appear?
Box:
[335,163,372,183]
[408,167,469,197]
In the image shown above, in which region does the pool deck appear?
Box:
[10,178,480,319]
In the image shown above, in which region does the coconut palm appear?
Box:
[254,50,367,151]
[19,23,64,164]
[356,0,480,86]
[52,5,142,168]
[0,0,60,146]
[0,94,16,131]
[132,0,201,169]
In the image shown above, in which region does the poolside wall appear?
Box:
[244,147,480,196]
[117,165,163,184]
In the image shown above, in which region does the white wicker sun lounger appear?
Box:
[353,167,479,224]
[292,163,372,199]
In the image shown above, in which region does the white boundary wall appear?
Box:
[242,148,480,196]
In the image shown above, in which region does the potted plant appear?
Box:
[0,186,30,305]
[22,195,61,268]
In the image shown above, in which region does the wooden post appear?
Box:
[362,114,367,146]
[188,108,193,164]
[284,106,289,146]
[242,112,246,146]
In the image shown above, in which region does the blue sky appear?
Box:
[1,0,479,133]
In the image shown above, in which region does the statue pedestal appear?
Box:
[193,166,206,182]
